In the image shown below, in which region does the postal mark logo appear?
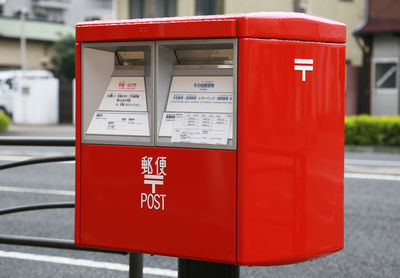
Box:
[294,59,314,82]
[140,156,167,210]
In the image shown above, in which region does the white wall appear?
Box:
[13,77,59,124]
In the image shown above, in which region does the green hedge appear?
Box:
[0,111,10,132]
[345,115,400,146]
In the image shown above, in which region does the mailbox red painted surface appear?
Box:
[75,12,346,265]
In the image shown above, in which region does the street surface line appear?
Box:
[345,159,400,167]
[0,155,34,161]
[0,250,178,277]
[345,172,400,181]
[0,186,75,196]
[143,266,178,277]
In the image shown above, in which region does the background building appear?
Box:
[117,0,366,116]
[0,0,117,71]
[2,0,396,122]
[355,0,400,115]
[0,0,114,123]
[0,0,114,26]
[0,16,72,70]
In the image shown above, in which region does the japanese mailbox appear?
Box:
[75,12,346,265]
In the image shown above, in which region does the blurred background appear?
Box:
[0,0,398,127]
[0,1,400,278]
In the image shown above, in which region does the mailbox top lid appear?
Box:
[76,12,346,44]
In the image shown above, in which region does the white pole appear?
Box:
[20,7,27,75]
[112,0,118,19]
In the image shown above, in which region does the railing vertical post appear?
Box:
[129,252,143,278]
[178,258,239,278]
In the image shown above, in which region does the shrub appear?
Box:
[345,115,400,146]
[0,111,10,132]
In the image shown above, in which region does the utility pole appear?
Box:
[20,7,28,75]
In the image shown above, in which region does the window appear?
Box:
[294,0,310,13]
[375,62,397,89]
[129,0,176,18]
[5,79,13,90]
[195,0,224,15]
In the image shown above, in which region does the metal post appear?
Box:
[178,258,239,278]
[20,7,27,74]
[129,252,143,278]
[112,0,118,19]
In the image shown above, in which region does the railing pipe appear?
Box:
[0,202,75,216]
[0,156,75,170]
[0,136,75,146]
[0,235,127,255]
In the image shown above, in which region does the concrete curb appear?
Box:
[345,145,400,154]
[345,166,400,176]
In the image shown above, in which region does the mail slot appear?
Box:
[75,12,346,265]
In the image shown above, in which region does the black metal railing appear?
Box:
[0,137,142,278]
[0,136,75,146]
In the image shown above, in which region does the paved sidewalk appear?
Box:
[0,124,75,137]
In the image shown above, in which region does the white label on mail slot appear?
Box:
[159,112,177,137]
[98,77,147,112]
[166,76,233,113]
[86,111,149,136]
[170,113,231,145]
[159,112,233,139]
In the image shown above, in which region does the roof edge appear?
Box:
[76,12,346,44]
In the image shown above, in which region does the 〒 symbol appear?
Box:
[294,59,314,82]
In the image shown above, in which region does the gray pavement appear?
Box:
[0,124,75,138]
[0,124,400,277]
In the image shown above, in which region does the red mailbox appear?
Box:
[75,12,346,265]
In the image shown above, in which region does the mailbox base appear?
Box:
[129,253,143,278]
[178,258,239,278]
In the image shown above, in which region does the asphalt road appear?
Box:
[0,148,400,277]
